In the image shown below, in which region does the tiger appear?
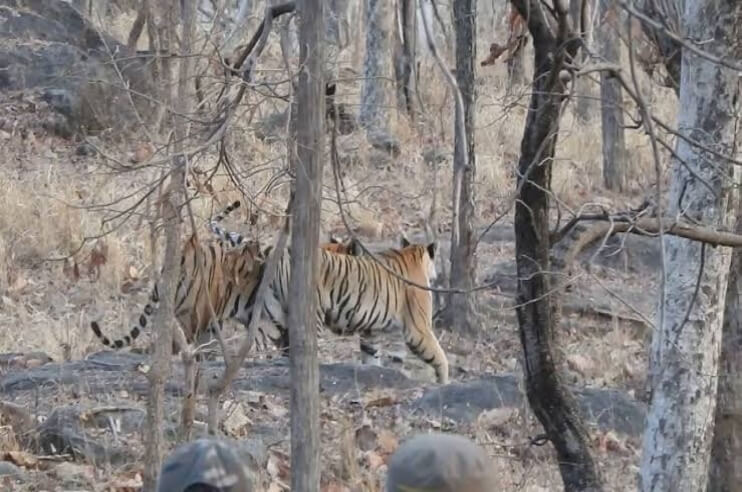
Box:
[89,203,266,352]
[208,215,448,384]
[206,205,389,361]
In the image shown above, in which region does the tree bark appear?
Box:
[510,0,602,489]
[445,0,477,334]
[289,0,324,489]
[570,0,594,123]
[360,0,391,134]
[393,0,418,119]
[639,0,741,489]
[597,0,626,191]
[142,2,179,488]
[709,224,742,491]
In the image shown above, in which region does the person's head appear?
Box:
[386,433,496,492]
[158,438,253,492]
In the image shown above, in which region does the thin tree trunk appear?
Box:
[175,0,198,443]
[598,0,626,191]
[289,0,324,489]
[511,0,602,489]
[639,0,741,489]
[445,0,477,334]
[570,0,594,123]
[360,0,390,134]
[393,0,417,120]
[141,2,178,490]
[709,224,742,491]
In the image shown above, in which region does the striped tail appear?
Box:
[90,285,160,349]
[208,200,246,247]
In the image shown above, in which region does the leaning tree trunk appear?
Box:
[639,0,741,489]
[511,0,602,489]
[445,0,477,334]
[288,0,324,489]
[709,221,742,491]
[360,0,391,135]
[597,0,626,191]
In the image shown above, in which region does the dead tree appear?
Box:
[570,0,594,122]
[510,0,602,489]
[597,0,626,191]
[444,0,477,333]
[639,0,742,488]
[288,0,324,489]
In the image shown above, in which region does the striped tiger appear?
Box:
[208,216,448,383]
[89,203,265,351]
[207,207,390,363]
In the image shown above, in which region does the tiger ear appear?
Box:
[426,242,437,259]
[400,236,411,248]
[329,236,341,244]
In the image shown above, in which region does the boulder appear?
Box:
[0,0,156,136]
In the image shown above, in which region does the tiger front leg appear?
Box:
[401,317,449,384]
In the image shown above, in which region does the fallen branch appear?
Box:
[556,215,742,254]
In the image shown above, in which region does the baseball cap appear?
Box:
[157,438,253,492]
[386,433,496,492]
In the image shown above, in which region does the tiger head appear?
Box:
[400,236,437,282]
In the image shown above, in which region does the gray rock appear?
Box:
[0,461,25,478]
[0,0,156,136]
[37,406,136,465]
[411,374,646,436]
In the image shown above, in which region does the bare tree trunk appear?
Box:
[570,0,594,123]
[639,0,741,489]
[175,0,198,443]
[289,0,324,489]
[709,223,742,491]
[511,0,602,489]
[142,4,178,489]
[445,0,477,334]
[597,0,626,191]
[360,0,391,134]
[393,0,418,120]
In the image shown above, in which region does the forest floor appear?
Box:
[0,61,668,490]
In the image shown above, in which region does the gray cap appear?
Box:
[386,433,496,492]
[157,439,253,492]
